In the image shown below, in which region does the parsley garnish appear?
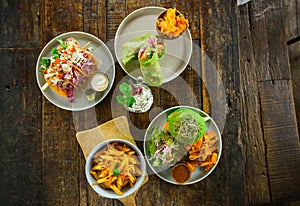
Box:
[56,37,66,49]
[51,47,60,59]
[113,163,120,176]
[39,57,50,71]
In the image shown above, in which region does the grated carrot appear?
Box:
[157,8,189,38]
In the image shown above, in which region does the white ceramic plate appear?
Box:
[36,31,115,111]
[114,6,192,84]
[143,106,222,185]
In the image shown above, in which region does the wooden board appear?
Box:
[39,1,108,205]
[0,0,39,48]
[76,116,149,206]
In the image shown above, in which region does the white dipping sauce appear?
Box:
[91,73,109,92]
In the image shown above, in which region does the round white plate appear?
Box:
[114,6,192,84]
[143,105,222,185]
[36,31,115,111]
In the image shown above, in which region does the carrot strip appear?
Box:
[186,162,195,172]
[164,122,170,132]
[68,61,86,76]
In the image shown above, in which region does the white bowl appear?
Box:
[85,139,146,199]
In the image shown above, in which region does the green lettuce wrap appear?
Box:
[121,33,166,86]
[122,33,152,65]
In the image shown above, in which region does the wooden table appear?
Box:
[1,0,300,205]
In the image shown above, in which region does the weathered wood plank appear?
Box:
[40,0,83,45]
[125,0,157,14]
[0,48,43,204]
[40,0,84,205]
[105,0,126,142]
[283,0,300,41]
[259,80,300,202]
[0,0,40,47]
[238,3,271,204]
[238,0,300,204]
[289,41,300,137]
[82,0,106,41]
[42,108,80,205]
[248,0,291,81]
[80,1,116,205]
[106,0,126,40]
[200,0,243,205]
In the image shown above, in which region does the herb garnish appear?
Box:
[116,82,136,107]
[51,47,60,59]
[39,38,65,71]
[39,57,51,71]
[56,37,66,49]
[113,163,120,176]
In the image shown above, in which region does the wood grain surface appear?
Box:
[0,0,299,205]
[238,0,300,204]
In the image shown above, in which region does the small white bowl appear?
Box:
[85,139,146,199]
[156,9,188,40]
